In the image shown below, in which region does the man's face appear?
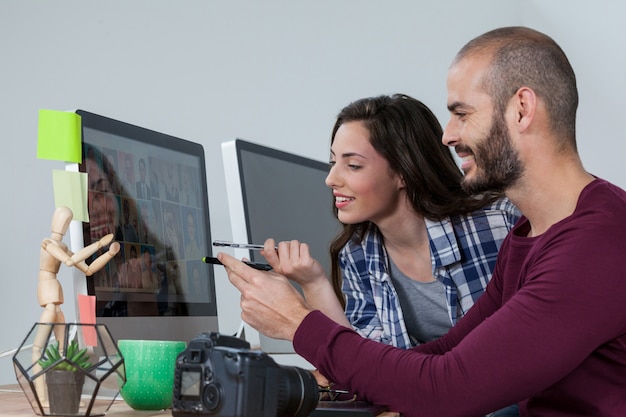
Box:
[443,55,523,193]
[455,107,524,194]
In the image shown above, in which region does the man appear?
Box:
[121,198,139,243]
[218,27,626,416]
[135,158,151,199]
[121,153,135,196]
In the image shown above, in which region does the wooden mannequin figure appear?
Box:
[32,206,120,405]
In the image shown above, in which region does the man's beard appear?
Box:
[459,111,523,194]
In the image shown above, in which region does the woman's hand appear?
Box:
[261,238,328,287]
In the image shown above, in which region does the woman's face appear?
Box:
[87,159,119,241]
[325,121,404,226]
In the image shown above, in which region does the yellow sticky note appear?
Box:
[37,109,82,163]
[52,170,89,222]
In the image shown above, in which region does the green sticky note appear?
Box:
[52,170,89,222]
[37,109,82,163]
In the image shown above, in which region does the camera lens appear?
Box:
[275,365,319,417]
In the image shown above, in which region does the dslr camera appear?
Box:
[172,332,319,417]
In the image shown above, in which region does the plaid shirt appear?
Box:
[340,197,520,349]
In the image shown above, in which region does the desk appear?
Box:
[0,385,399,417]
[0,385,168,417]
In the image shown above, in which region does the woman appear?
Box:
[263,94,520,349]
[264,94,521,415]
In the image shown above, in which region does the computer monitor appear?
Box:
[221,139,341,352]
[67,110,218,343]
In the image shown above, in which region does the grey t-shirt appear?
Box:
[388,257,451,344]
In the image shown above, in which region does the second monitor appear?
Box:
[221,139,341,353]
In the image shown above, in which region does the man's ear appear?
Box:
[513,87,537,132]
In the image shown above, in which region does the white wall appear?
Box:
[522,0,626,185]
[0,0,623,384]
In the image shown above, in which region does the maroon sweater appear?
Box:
[294,179,626,417]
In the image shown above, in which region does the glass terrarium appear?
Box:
[12,322,125,416]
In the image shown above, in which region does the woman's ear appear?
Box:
[397,174,406,190]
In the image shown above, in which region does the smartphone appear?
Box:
[202,256,272,271]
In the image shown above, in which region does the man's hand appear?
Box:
[218,252,313,341]
[261,238,352,329]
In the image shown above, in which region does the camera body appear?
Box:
[172,332,318,417]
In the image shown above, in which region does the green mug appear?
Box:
[117,339,186,410]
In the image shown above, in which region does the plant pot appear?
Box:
[46,370,85,415]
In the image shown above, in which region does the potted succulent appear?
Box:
[38,338,92,415]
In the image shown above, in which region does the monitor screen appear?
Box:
[222,139,341,352]
[68,110,218,343]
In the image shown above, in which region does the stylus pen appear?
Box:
[213,240,276,251]
[202,256,273,271]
